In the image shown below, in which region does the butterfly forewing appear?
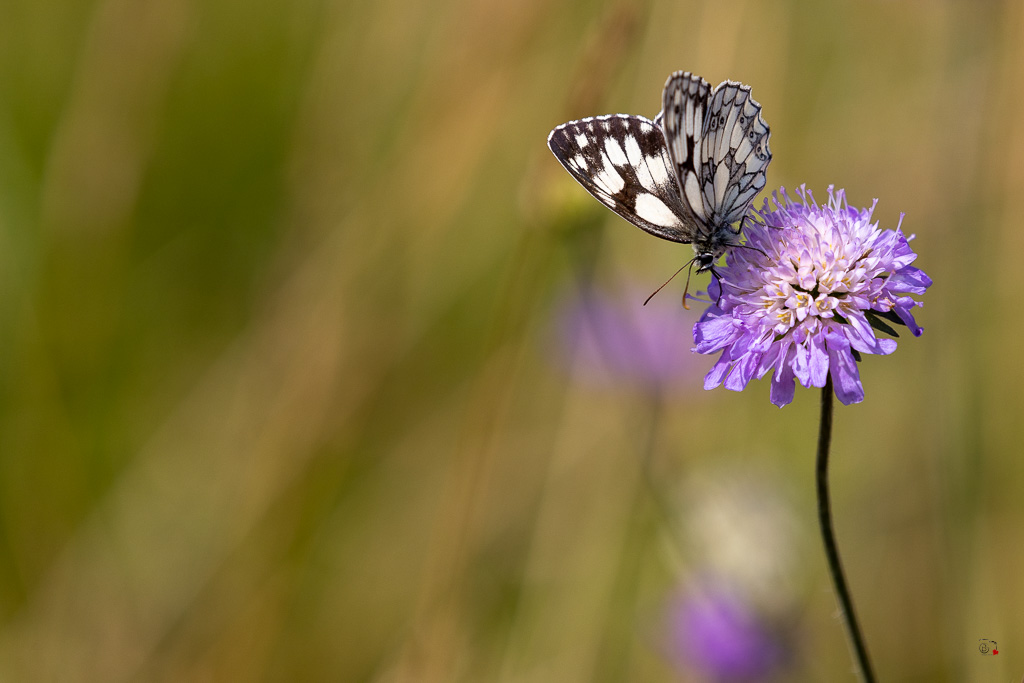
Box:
[660,72,712,223]
[547,114,698,242]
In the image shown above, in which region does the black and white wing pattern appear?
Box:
[546,114,700,243]
[658,72,712,229]
[547,71,771,265]
[662,72,771,227]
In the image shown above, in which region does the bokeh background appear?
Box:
[0,0,1019,680]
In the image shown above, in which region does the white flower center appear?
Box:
[747,225,885,337]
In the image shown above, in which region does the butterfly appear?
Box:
[547,71,771,275]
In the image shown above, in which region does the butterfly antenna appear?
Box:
[644,259,694,307]
[740,213,788,232]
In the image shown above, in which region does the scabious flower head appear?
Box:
[693,185,932,407]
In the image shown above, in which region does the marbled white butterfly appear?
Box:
[547,71,771,274]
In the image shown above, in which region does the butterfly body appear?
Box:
[547,72,771,273]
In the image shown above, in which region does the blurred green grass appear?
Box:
[0,0,1019,680]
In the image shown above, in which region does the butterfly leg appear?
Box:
[731,241,768,259]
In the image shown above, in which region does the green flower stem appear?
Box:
[817,376,876,682]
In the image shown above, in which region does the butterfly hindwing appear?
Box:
[698,80,771,225]
[547,114,698,243]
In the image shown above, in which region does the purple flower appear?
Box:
[554,285,704,390]
[667,585,784,681]
[693,185,932,407]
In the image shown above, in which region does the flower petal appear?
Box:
[888,233,919,270]
[845,314,895,355]
[893,298,925,336]
[825,332,864,404]
[704,351,735,390]
[724,347,761,391]
[693,314,741,354]
[769,364,796,407]
[807,333,829,388]
[887,267,932,295]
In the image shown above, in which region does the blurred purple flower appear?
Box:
[668,585,784,681]
[555,285,703,389]
[693,185,932,407]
